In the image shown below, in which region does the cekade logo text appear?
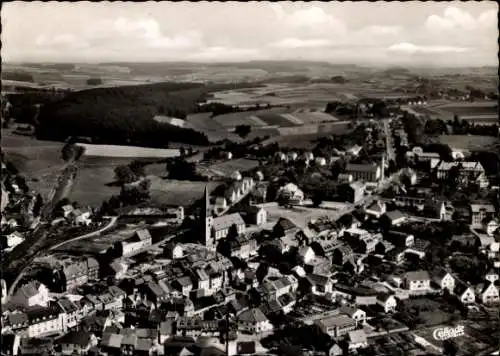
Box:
[432,325,465,341]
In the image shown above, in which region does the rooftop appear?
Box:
[212,213,245,231]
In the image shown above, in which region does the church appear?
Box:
[200,186,246,249]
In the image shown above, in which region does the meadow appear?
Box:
[77,143,181,158]
[2,132,65,199]
[434,135,499,151]
[148,176,220,207]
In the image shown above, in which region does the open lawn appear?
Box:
[200,158,260,177]
[148,176,220,207]
[69,156,133,207]
[213,108,287,128]
[78,143,181,158]
[2,133,65,199]
[434,135,499,151]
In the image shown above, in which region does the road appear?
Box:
[382,118,396,162]
[49,216,118,251]
[7,216,118,299]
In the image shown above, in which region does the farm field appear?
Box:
[432,135,499,151]
[148,176,220,207]
[199,158,260,178]
[69,156,134,207]
[2,132,66,199]
[186,113,242,142]
[77,143,181,158]
[213,108,288,128]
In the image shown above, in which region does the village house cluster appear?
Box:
[2,112,499,356]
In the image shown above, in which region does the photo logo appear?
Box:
[432,325,465,341]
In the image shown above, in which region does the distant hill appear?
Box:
[35,81,260,147]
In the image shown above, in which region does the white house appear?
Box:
[11,281,50,308]
[287,152,298,162]
[479,283,499,304]
[277,183,304,205]
[27,307,65,338]
[364,201,386,219]
[231,171,242,181]
[431,269,455,292]
[4,231,24,250]
[376,294,397,313]
[246,205,267,226]
[485,219,499,236]
[485,269,499,284]
[339,305,366,325]
[298,246,316,265]
[238,308,273,334]
[165,243,184,260]
[404,271,431,291]
[348,330,368,350]
[307,274,333,296]
[315,157,327,166]
[455,283,475,304]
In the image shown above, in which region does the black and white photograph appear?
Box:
[1,1,499,355]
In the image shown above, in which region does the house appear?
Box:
[454,283,475,304]
[159,320,174,344]
[3,231,24,250]
[364,201,386,218]
[11,281,50,308]
[70,208,92,226]
[404,271,431,291]
[341,181,365,204]
[346,163,381,182]
[237,308,273,334]
[315,315,357,338]
[244,205,267,226]
[100,332,124,355]
[431,269,455,292]
[382,210,407,227]
[470,204,496,228]
[434,200,454,221]
[306,274,333,296]
[287,152,298,161]
[348,329,368,350]
[328,343,343,356]
[332,245,354,265]
[226,235,258,260]
[277,183,304,205]
[231,170,242,181]
[215,197,228,214]
[145,281,169,305]
[484,219,499,236]
[337,173,353,184]
[298,246,316,264]
[59,330,98,355]
[176,317,221,337]
[59,257,100,291]
[254,171,264,181]
[121,229,153,257]
[339,305,366,324]
[436,161,485,182]
[479,283,499,304]
[485,268,499,284]
[173,276,194,297]
[57,297,81,329]
[376,294,397,313]
[212,213,246,241]
[61,204,74,218]
[273,217,300,238]
[165,243,184,260]
[275,152,287,162]
[5,311,29,332]
[347,145,363,157]
[27,306,64,338]
[385,230,414,247]
[315,157,327,166]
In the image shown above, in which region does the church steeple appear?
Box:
[201,185,214,249]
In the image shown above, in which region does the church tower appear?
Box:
[201,186,214,249]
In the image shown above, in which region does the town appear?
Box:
[1,2,499,356]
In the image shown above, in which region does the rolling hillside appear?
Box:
[35,82,258,147]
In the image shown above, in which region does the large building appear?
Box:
[346,163,382,182]
[201,187,246,249]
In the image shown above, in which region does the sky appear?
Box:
[2,1,498,66]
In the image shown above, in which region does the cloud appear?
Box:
[269,38,333,49]
[2,2,497,66]
[388,42,470,54]
[425,6,494,31]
